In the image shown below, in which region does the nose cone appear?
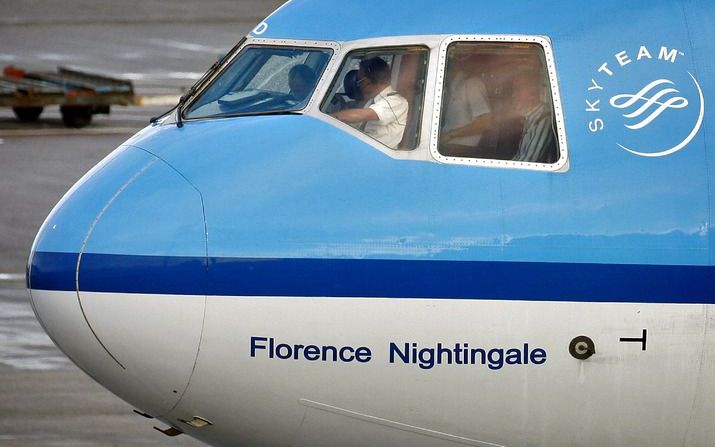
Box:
[28,145,207,417]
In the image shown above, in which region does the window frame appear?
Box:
[318,44,431,151]
[180,38,341,123]
[431,35,569,172]
[312,35,444,161]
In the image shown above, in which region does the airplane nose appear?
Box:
[27,144,207,418]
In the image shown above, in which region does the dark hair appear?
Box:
[359,57,391,84]
[343,69,361,100]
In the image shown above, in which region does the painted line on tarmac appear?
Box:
[0,273,25,282]
[134,95,180,107]
[0,16,266,27]
[0,128,142,138]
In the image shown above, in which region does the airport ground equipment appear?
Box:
[0,66,134,127]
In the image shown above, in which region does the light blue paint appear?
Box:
[30,0,714,269]
[258,0,682,43]
[129,109,707,265]
[81,148,207,258]
[32,147,154,254]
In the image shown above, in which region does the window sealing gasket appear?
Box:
[180,37,341,123]
[430,35,569,172]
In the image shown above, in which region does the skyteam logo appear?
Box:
[586,45,705,158]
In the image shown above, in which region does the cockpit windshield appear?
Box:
[184,46,332,119]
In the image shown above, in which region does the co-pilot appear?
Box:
[331,57,408,148]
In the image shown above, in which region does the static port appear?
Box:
[569,335,595,360]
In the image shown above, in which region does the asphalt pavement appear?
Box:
[1,0,282,96]
[0,1,284,445]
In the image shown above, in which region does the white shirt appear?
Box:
[364,86,408,148]
[442,73,490,147]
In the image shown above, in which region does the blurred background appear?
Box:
[0,1,283,445]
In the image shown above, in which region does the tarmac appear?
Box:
[0,1,284,445]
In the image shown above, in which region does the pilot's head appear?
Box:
[512,70,544,116]
[357,57,391,98]
[343,69,363,101]
[289,64,316,101]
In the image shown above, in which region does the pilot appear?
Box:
[342,69,365,108]
[288,64,316,102]
[323,69,365,113]
[511,71,558,164]
[330,57,408,148]
[440,52,493,157]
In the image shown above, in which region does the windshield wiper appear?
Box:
[150,37,247,127]
[149,68,214,128]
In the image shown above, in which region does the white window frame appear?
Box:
[430,35,569,172]
[313,35,445,161]
[179,37,342,123]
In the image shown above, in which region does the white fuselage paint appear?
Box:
[29,289,206,417]
[30,289,715,447]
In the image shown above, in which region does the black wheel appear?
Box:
[60,105,93,128]
[12,106,44,122]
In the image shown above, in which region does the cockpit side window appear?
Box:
[184,45,332,119]
[321,46,429,150]
[433,37,568,171]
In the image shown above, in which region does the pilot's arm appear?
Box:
[442,113,493,141]
[331,108,379,124]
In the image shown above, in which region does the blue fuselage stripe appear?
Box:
[28,251,715,304]
[29,251,78,292]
